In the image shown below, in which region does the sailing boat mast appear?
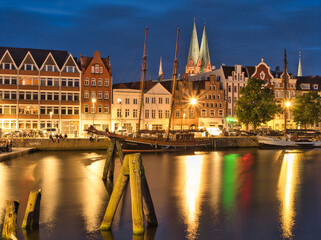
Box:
[167,28,180,139]
[137,27,148,135]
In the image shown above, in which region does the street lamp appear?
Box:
[92,98,96,126]
[190,98,197,105]
[284,101,291,137]
[49,112,53,128]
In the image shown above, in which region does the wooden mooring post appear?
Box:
[22,189,42,230]
[102,139,124,182]
[2,200,19,239]
[100,153,158,234]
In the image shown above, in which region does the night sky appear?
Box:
[1,0,320,83]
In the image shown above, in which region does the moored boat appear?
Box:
[257,135,314,149]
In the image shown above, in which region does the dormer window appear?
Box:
[1,63,12,70]
[314,84,318,90]
[95,64,99,73]
[24,64,35,71]
[66,66,75,72]
[45,65,56,72]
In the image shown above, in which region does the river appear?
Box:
[1,148,321,239]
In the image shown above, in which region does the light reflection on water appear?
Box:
[277,151,302,239]
[0,149,320,239]
[181,155,204,240]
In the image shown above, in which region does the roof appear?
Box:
[187,21,200,65]
[0,47,69,68]
[113,79,173,93]
[222,66,249,79]
[80,54,112,75]
[199,26,210,67]
[296,76,321,90]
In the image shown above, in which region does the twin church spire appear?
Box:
[186,20,211,75]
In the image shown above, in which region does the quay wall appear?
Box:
[12,137,259,151]
[13,138,110,151]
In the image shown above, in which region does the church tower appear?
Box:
[185,20,211,75]
[297,51,302,77]
[158,57,163,81]
[185,20,200,75]
[199,25,211,73]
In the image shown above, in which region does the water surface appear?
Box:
[1,148,321,239]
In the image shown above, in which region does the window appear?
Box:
[159,98,163,104]
[189,109,194,118]
[66,66,75,73]
[217,95,220,99]
[95,64,100,73]
[61,107,66,115]
[151,110,156,118]
[228,86,231,92]
[125,98,130,104]
[210,110,215,117]
[98,105,102,113]
[100,67,103,74]
[133,99,138,104]
[219,110,223,117]
[209,95,212,99]
[61,93,66,101]
[33,92,38,100]
[98,91,102,99]
[91,91,96,99]
[68,79,73,87]
[125,109,130,117]
[68,107,73,115]
[228,97,231,103]
[67,93,72,101]
[166,98,170,104]
[104,79,109,87]
[145,97,149,104]
[104,105,109,114]
[152,97,156,104]
[159,110,162,119]
[275,90,279,98]
[91,104,95,113]
[201,109,206,117]
[234,97,237,103]
[74,79,79,87]
[234,86,237,92]
[117,109,122,117]
[74,93,79,101]
[176,109,180,118]
[74,107,79,115]
[47,78,53,86]
[165,110,169,118]
[47,93,52,100]
[314,85,318,90]
[98,79,102,86]
[213,85,216,90]
[104,91,109,99]
[84,105,89,113]
[91,78,96,86]
[91,66,95,73]
[213,94,216,99]
[85,78,89,86]
[133,109,137,118]
[145,110,149,118]
[84,91,89,99]
[61,79,67,87]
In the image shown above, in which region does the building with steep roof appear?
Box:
[0,47,81,135]
[79,51,112,132]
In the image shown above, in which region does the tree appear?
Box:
[235,78,282,130]
[292,91,321,129]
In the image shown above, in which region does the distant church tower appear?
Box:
[158,57,163,81]
[185,20,211,75]
[297,51,302,77]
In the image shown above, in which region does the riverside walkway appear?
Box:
[0,148,35,162]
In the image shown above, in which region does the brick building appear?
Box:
[79,51,112,132]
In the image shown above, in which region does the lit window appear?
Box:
[98,78,102,86]
[104,79,109,87]
[98,91,102,99]
[104,91,109,99]
[91,78,96,86]
[104,105,109,113]
[84,91,89,99]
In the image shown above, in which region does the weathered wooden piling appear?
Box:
[22,189,42,230]
[2,200,19,239]
[102,139,116,181]
[100,153,157,234]
[129,154,144,234]
[100,156,129,230]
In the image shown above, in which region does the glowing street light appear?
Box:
[285,101,291,108]
[190,98,197,105]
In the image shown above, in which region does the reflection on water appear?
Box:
[41,156,60,229]
[0,163,8,223]
[223,154,238,213]
[277,151,302,239]
[211,152,222,216]
[181,154,204,240]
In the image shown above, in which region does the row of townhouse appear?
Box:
[0,47,112,136]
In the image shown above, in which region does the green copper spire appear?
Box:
[297,51,302,77]
[187,20,200,66]
[200,25,211,68]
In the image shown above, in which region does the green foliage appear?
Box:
[292,91,321,129]
[235,78,282,129]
